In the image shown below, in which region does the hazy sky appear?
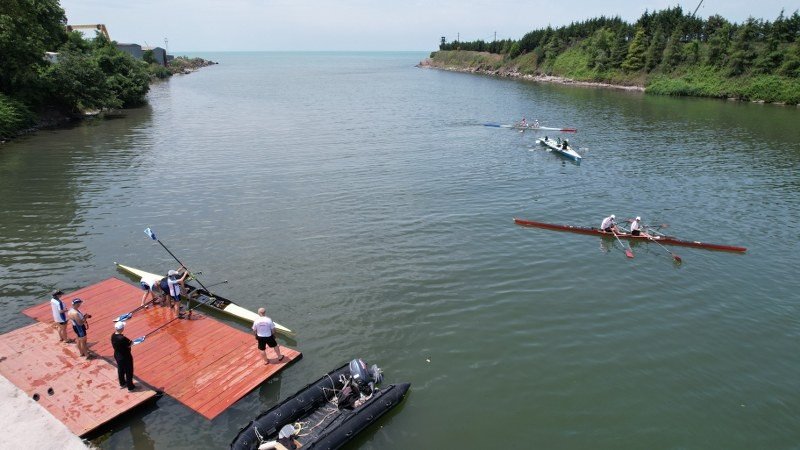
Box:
[60,0,796,52]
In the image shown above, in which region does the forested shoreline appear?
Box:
[0,0,213,141]
[428,7,800,104]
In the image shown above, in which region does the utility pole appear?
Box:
[457,32,460,42]
[494,31,497,42]
[164,37,168,54]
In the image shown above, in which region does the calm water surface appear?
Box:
[1,52,799,449]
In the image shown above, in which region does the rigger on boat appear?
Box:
[230,359,410,450]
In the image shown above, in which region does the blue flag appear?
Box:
[144,227,157,240]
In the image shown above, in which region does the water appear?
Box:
[1,52,799,449]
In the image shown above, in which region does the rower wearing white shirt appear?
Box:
[630,216,651,238]
[600,214,618,233]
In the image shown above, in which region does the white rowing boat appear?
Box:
[536,137,582,164]
[114,262,295,337]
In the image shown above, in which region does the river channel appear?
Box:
[0,52,798,449]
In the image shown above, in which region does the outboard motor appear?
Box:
[348,359,383,392]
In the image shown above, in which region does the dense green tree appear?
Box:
[609,31,629,68]
[0,0,67,97]
[706,23,732,66]
[92,42,150,107]
[44,50,117,110]
[645,28,666,71]
[660,28,684,70]
[507,42,521,59]
[728,19,758,75]
[779,37,800,77]
[682,39,700,65]
[622,27,647,71]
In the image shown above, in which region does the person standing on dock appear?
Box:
[111,321,135,391]
[139,273,165,308]
[67,298,90,358]
[50,290,72,343]
[253,307,284,364]
[167,269,188,317]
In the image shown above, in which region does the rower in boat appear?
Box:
[600,214,619,233]
[533,119,540,128]
[562,139,569,149]
[519,117,527,127]
[629,216,651,238]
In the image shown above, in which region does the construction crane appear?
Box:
[66,24,110,40]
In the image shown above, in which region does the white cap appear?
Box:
[610,214,615,219]
[168,270,178,276]
[635,216,641,221]
[115,321,125,331]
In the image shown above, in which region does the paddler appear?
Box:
[629,216,651,238]
[600,214,619,234]
[519,117,527,127]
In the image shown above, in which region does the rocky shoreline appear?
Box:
[417,58,645,92]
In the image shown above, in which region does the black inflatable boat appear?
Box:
[230,359,410,450]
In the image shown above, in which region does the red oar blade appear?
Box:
[625,248,634,258]
[672,254,682,263]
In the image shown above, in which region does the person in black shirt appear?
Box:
[112,321,135,391]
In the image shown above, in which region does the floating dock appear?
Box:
[13,277,300,426]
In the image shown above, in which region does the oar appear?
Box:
[144,227,212,293]
[647,236,682,263]
[131,286,227,345]
[114,279,228,323]
[612,231,634,258]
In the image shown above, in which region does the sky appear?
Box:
[59,0,797,52]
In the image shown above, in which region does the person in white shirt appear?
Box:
[630,216,651,238]
[252,307,284,364]
[139,273,165,307]
[50,290,72,343]
[167,269,189,317]
[600,214,618,233]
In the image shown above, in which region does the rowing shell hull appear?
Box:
[512,218,747,252]
[114,263,295,336]
[536,137,582,164]
[483,123,578,132]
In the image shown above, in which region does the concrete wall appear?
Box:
[143,46,167,66]
[115,43,143,60]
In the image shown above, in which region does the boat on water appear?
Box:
[230,359,410,450]
[483,122,578,132]
[114,262,295,337]
[536,137,582,164]
[513,218,747,252]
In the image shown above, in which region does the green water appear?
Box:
[0,52,798,449]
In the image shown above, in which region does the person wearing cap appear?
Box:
[600,214,619,234]
[629,216,651,238]
[111,321,135,391]
[50,290,72,343]
[166,268,189,317]
[67,298,91,358]
[252,307,284,364]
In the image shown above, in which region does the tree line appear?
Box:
[0,0,163,139]
[439,7,800,79]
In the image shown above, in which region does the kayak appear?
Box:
[114,263,295,336]
[536,137,582,164]
[230,359,410,450]
[513,218,747,252]
[483,122,578,132]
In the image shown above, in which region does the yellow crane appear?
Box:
[66,24,110,40]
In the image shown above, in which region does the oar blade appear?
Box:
[132,336,146,345]
[672,254,682,263]
[625,248,634,258]
[114,312,132,323]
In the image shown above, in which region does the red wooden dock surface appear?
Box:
[22,278,300,419]
[0,321,157,436]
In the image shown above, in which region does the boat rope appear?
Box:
[253,426,266,445]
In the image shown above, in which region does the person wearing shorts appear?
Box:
[50,290,72,343]
[67,298,91,358]
[167,269,188,317]
[252,307,284,364]
[139,274,165,307]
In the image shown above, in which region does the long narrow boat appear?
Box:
[513,218,747,252]
[230,359,410,450]
[114,263,295,336]
[536,137,582,164]
[483,122,578,132]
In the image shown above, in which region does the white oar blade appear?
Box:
[132,336,146,345]
[114,313,132,322]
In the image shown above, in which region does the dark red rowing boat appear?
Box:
[513,218,747,253]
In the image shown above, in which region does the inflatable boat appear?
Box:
[230,359,410,450]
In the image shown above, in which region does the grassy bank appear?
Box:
[427,50,800,104]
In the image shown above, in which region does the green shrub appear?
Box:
[0,94,34,138]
